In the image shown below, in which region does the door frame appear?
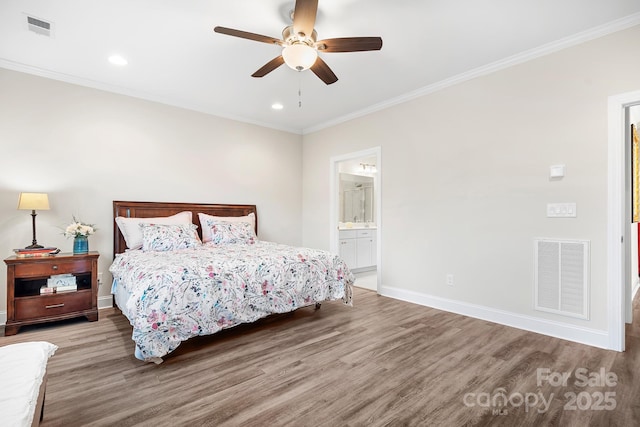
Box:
[607,89,640,351]
[330,147,382,292]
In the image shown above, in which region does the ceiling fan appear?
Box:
[214,0,383,85]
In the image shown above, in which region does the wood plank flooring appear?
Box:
[1,287,639,426]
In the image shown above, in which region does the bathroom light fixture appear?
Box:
[360,163,377,174]
[17,192,50,249]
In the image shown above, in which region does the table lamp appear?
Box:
[17,192,50,249]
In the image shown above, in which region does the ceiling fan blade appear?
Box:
[310,57,338,85]
[252,56,285,78]
[316,37,383,52]
[214,26,282,45]
[292,0,318,38]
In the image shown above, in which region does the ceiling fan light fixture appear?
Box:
[282,43,317,71]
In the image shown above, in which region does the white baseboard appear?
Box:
[0,310,5,326]
[379,286,610,350]
[633,279,640,299]
[98,295,113,309]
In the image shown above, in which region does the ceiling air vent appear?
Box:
[26,15,53,37]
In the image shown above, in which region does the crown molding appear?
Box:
[303,13,640,135]
[0,58,303,135]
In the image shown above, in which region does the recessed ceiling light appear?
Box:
[108,55,128,66]
[271,103,284,110]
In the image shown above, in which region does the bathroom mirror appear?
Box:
[339,173,374,223]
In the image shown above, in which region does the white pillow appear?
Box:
[198,212,255,243]
[115,211,192,250]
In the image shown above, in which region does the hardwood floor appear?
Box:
[1,287,639,426]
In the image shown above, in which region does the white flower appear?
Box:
[63,217,97,238]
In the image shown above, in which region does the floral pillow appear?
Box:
[197,212,255,243]
[140,223,201,252]
[204,220,256,245]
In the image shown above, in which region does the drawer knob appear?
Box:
[52,265,58,270]
[45,303,65,309]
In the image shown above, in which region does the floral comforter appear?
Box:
[109,241,354,362]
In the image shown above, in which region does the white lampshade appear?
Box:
[282,44,318,71]
[17,192,50,210]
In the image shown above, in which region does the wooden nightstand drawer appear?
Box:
[14,290,92,320]
[14,259,92,278]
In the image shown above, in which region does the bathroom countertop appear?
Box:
[338,225,377,230]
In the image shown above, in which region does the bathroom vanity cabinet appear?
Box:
[339,228,376,270]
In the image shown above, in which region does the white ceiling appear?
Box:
[1,0,640,134]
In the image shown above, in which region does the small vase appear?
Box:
[73,235,89,255]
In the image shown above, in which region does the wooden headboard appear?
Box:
[113,201,257,256]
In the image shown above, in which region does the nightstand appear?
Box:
[4,251,99,335]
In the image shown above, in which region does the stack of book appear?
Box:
[40,273,78,294]
[13,247,60,258]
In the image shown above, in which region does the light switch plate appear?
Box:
[547,203,577,218]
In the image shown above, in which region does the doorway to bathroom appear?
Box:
[329,147,381,292]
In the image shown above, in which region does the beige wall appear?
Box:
[0,68,303,312]
[302,25,640,333]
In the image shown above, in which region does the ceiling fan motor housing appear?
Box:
[282,26,317,47]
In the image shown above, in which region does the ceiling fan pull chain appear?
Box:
[298,71,302,108]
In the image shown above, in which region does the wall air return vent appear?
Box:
[26,14,53,37]
[534,238,589,319]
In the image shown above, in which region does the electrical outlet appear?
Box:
[97,272,103,285]
[446,274,454,286]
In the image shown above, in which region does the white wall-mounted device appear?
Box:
[550,164,565,178]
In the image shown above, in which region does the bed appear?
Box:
[109,201,354,363]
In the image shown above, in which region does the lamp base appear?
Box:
[24,243,45,249]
